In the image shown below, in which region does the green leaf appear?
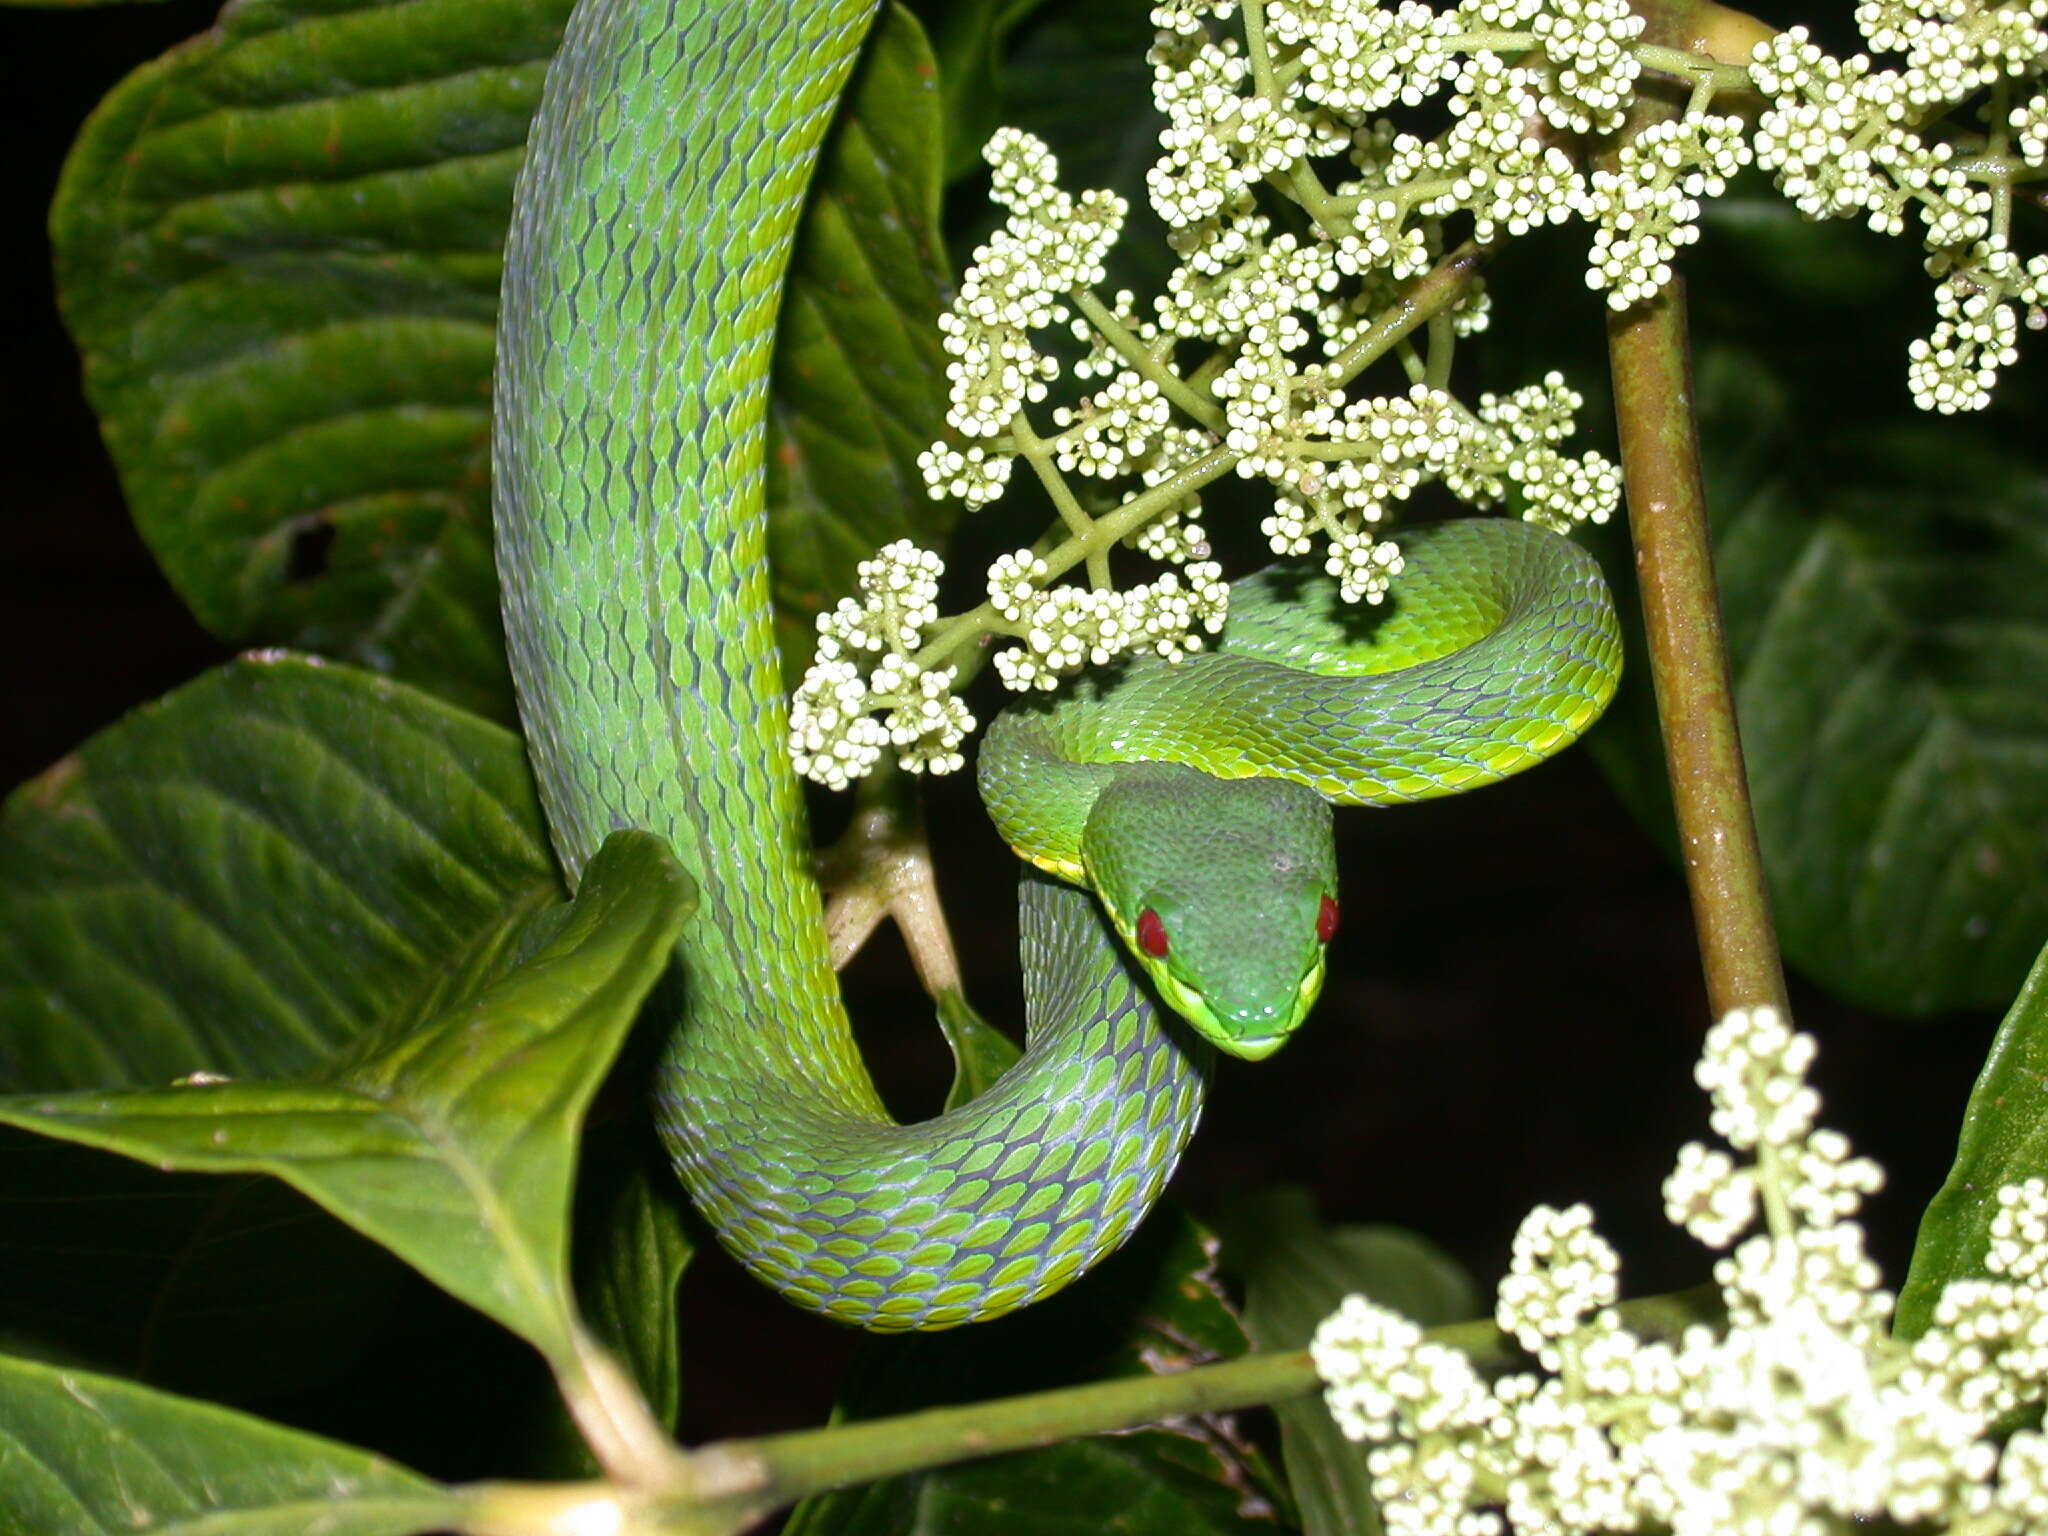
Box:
[767,1,955,684]
[1590,349,2048,1015]
[1898,940,2048,1337]
[0,656,559,1389]
[909,0,1052,180]
[52,0,572,720]
[785,1210,1288,1536]
[0,1352,460,1536]
[935,988,1023,1112]
[518,1128,695,1477]
[56,0,952,708]
[575,1150,694,1432]
[0,827,691,1362]
[1216,1189,1479,1536]
[0,656,556,1091]
[522,1131,696,1476]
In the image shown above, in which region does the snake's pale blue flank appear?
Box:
[492,0,1621,1329]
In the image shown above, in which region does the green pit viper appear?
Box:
[493,0,1622,1331]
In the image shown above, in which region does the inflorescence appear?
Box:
[1313,1005,2048,1536]
[790,0,2047,785]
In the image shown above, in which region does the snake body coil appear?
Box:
[493,0,1619,1330]
[495,0,1203,1331]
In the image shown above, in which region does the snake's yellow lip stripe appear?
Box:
[1224,1030,1289,1061]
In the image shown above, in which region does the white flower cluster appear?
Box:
[1256,383,1464,601]
[802,0,2048,790]
[1747,5,2048,410]
[2015,90,2048,165]
[1748,32,1990,242]
[1527,0,1645,134]
[1148,0,1603,336]
[1384,51,1589,247]
[1244,374,1615,603]
[918,130,1127,508]
[1910,247,2048,412]
[1854,0,2048,108]
[1130,502,1214,564]
[1471,374,1623,534]
[1495,1203,1620,1369]
[1149,14,1337,234]
[788,541,974,785]
[1585,117,1752,310]
[1051,370,1174,479]
[1313,1004,2048,1536]
[987,550,1230,691]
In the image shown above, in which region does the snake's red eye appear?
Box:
[1317,894,1340,944]
[1137,908,1170,958]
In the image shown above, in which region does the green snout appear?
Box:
[1142,948,1329,1060]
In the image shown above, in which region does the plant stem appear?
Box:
[731,1346,1320,1513]
[1632,44,1755,95]
[464,1286,1726,1536]
[1606,259,1788,1021]
[813,765,963,993]
[1075,288,1227,431]
[553,1322,697,1488]
[1606,0,1789,1022]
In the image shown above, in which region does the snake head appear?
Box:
[1081,765,1338,1060]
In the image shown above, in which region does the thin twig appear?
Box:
[814,767,964,995]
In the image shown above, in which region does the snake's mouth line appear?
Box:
[1154,956,1327,1060]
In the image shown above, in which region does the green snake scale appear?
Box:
[492,0,1620,1330]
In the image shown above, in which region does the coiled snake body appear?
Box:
[493,0,1620,1330]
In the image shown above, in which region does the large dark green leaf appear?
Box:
[767,1,955,684]
[0,656,557,1389]
[785,1210,1287,1536]
[0,655,555,1091]
[575,1150,694,1432]
[1590,350,2048,1015]
[0,1352,460,1536]
[55,0,952,710]
[52,0,570,721]
[1216,1189,1478,1536]
[0,827,691,1363]
[1897,941,2048,1337]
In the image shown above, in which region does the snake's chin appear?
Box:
[1156,958,1327,1061]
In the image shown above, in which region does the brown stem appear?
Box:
[1606,0,1790,1021]
[814,766,963,995]
[1607,285,1788,1019]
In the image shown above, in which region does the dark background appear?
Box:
[0,0,2007,1495]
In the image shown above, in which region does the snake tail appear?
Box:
[492,0,1210,1331]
